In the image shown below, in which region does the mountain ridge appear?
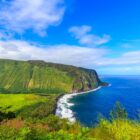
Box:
[0,59,107,93]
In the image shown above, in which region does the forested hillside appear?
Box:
[0,59,104,93]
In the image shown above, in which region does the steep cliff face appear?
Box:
[0,59,106,93]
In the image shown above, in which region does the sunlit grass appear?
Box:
[0,94,48,113]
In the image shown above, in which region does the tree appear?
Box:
[110,102,128,119]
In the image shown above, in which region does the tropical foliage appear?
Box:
[0,115,140,140]
[0,59,102,93]
[0,97,139,140]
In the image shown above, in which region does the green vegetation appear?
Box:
[0,115,140,140]
[0,94,49,113]
[0,59,104,93]
[110,101,128,119]
[0,93,60,121]
[0,59,139,140]
[0,95,139,140]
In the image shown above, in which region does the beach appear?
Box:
[55,86,102,122]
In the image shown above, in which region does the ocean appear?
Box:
[57,76,140,127]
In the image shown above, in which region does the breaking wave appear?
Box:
[55,86,102,122]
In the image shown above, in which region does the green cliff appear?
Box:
[0,59,105,93]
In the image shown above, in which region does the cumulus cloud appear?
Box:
[69,25,111,46]
[0,39,140,70]
[99,51,140,66]
[0,0,65,36]
[0,39,108,68]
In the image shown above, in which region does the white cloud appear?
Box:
[0,39,108,68]
[98,51,140,66]
[69,25,111,46]
[0,0,65,36]
[0,39,140,71]
[0,38,140,76]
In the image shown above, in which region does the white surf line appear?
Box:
[55,86,102,122]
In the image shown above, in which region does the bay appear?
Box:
[69,76,140,126]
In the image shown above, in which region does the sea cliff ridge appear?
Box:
[0,59,107,94]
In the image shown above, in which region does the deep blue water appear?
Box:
[69,76,140,126]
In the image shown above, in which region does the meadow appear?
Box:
[0,93,60,121]
[0,94,49,112]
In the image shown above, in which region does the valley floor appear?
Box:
[0,93,60,121]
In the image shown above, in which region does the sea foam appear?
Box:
[55,86,102,122]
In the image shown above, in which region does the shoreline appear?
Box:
[55,86,102,122]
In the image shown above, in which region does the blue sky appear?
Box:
[0,0,140,75]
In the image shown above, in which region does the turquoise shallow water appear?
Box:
[69,76,140,126]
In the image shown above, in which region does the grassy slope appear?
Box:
[0,59,102,93]
[0,93,60,121]
[0,94,57,113]
[0,59,73,93]
[0,94,47,113]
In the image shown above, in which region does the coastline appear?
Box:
[55,86,102,122]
